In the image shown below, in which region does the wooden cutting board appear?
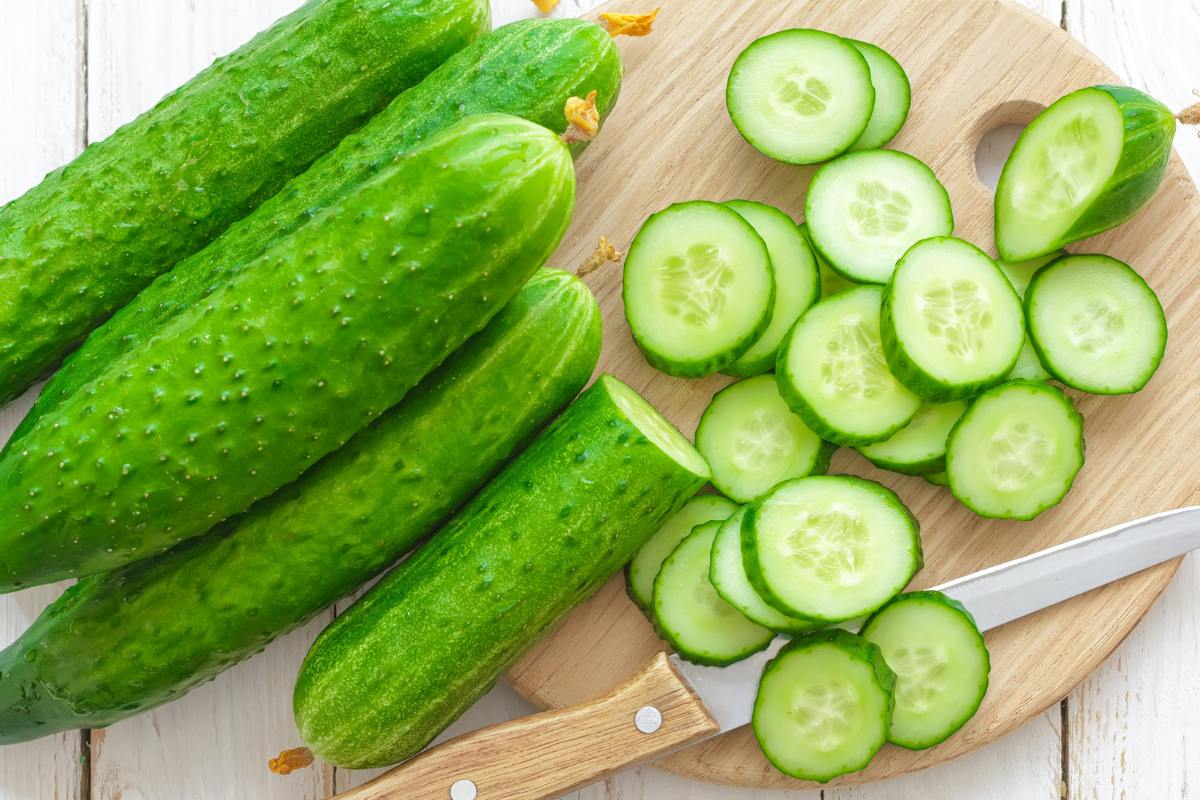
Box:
[505,0,1200,790]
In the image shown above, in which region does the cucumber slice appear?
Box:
[999,252,1063,382]
[924,470,949,487]
[858,400,968,476]
[726,29,875,165]
[882,237,1025,401]
[624,201,775,378]
[724,201,820,376]
[710,508,818,634]
[653,520,774,666]
[995,86,1175,262]
[861,591,990,750]
[753,629,896,783]
[777,286,921,446]
[946,380,1084,520]
[1027,254,1167,394]
[847,40,911,151]
[696,375,832,503]
[743,475,923,622]
[806,150,953,284]
[801,222,857,298]
[627,494,738,610]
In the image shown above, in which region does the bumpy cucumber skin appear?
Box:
[8,19,623,450]
[625,493,738,610]
[861,590,990,750]
[0,115,575,593]
[0,0,491,404]
[753,629,896,783]
[996,85,1176,262]
[0,270,600,743]
[293,376,709,768]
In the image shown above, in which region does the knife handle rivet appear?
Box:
[449,778,477,800]
[634,705,663,734]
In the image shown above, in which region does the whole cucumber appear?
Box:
[0,269,600,743]
[293,375,711,769]
[8,18,622,447]
[0,113,575,592]
[0,0,491,404]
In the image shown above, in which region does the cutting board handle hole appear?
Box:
[971,99,1047,191]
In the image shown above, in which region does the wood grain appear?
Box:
[506,0,1200,790]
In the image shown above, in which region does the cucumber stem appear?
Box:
[1178,91,1200,127]
[268,747,314,776]
[577,236,624,277]
[600,8,660,37]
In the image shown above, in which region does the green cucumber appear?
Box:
[801,223,857,297]
[924,470,949,487]
[858,400,968,476]
[847,40,911,152]
[293,375,709,768]
[8,18,623,449]
[0,269,600,743]
[995,85,1176,262]
[0,114,575,592]
[627,494,738,610]
[0,0,491,404]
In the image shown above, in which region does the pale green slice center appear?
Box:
[1018,114,1107,217]
[987,420,1054,491]
[1069,299,1125,355]
[657,243,735,329]
[782,502,869,587]
[792,680,862,753]
[775,70,833,117]
[918,279,995,361]
[732,409,795,472]
[821,318,893,399]
[849,180,912,238]
[889,643,950,714]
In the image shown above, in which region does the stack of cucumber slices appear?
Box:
[623,25,1178,784]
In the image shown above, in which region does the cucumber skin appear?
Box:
[0,0,491,404]
[0,269,600,743]
[8,19,623,450]
[293,376,709,768]
[0,114,576,593]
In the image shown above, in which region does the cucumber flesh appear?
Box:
[924,471,949,487]
[858,400,967,476]
[1000,252,1063,382]
[1026,254,1166,394]
[801,223,857,298]
[696,375,830,503]
[847,40,911,151]
[753,629,896,783]
[624,201,774,378]
[709,507,818,634]
[726,29,875,165]
[743,476,922,622]
[777,286,921,447]
[627,494,738,610]
[861,591,990,750]
[882,237,1025,401]
[653,520,774,666]
[946,380,1084,520]
[806,150,953,284]
[724,201,820,376]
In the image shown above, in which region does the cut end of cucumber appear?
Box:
[602,376,711,481]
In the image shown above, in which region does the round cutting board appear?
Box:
[507,0,1200,789]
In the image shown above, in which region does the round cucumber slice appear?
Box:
[696,375,831,503]
[709,508,817,634]
[626,494,738,610]
[1026,254,1167,394]
[1000,252,1063,382]
[753,629,896,783]
[777,286,921,447]
[624,201,774,378]
[653,520,774,666]
[743,475,923,622]
[858,400,968,476]
[847,40,911,151]
[882,237,1025,401]
[946,380,1084,520]
[726,29,875,165]
[861,591,990,750]
[806,150,953,284]
[924,470,949,487]
[801,222,857,298]
[723,201,820,376]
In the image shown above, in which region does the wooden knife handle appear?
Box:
[332,652,720,800]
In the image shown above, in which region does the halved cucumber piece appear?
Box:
[710,508,817,635]
[1026,254,1167,394]
[777,286,921,447]
[858,400,968,476]
[882,237,1025,401]
[806,150,953,284]
[726,29,875,165]
[1000,252,1063,382]
[627,494,738,610]
[696,375,832,503]
[995,85,1176,262]
[924,471,949,487]
[653,520,774,665]
[743,475,923,622]
[946,380,1084,520]
[724,201,820,376]
[847,40,911,152]
[861,591,990,750]
[624,201,774,378]
[801,222,857,298]
[753,629,896,783]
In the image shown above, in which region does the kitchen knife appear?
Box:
[333,506,1200,800]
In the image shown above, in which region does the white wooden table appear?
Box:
[0,0,1197,797]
